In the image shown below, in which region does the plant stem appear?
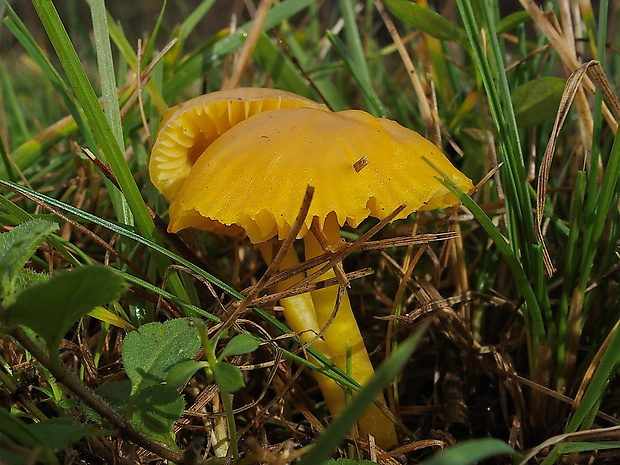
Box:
[198,322,239,461]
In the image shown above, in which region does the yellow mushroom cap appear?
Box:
[167,107,473,243]
[149,88,329,202]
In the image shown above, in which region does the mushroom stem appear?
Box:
[257,242,346,417]
[303,216,398,449]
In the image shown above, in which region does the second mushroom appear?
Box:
[150,88,473,449]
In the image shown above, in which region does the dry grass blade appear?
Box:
[373,0,437,140]
[296,204,407,289]
[519,424,620,465]
[222,0,273,89]
[249,268,374,306]
[359,232,458,250]
[587,61,620,121]
[536,60,620,277]
[258,231,455,292]
[535,61,595,277]
[572,319,620,414]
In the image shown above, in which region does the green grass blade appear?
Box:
[0,58,29,147]
[339,0,374,110]
[421,438,517,465]
[577,0,609,295]
[162,0,318,101]
[3,115,78,180]
[0,132,15,182]
[106,11,138,70]
[140,0,168,68]
[175,0,217,61]
[456,0,547,366]
[88,0,133,227]
[2,5,100,176]
[557,170,587,387]
[456,0,536,265]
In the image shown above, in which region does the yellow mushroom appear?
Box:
[150,89,474,449]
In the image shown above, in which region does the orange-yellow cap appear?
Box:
[164,106,473,243]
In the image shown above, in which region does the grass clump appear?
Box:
[1,1,620,464]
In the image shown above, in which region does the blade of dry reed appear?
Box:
[536,60,620,276]
[257,232,456,292]
[587,62,620,120]
[535,62,594,276]
[373,0,436,140]
[222,0,273,89]
[250,269,374,306]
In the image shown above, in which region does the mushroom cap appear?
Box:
[166,107,473,243]
[149,88,329,202]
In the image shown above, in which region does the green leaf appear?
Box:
[512,77,566,128]
[220,334,259,359]
[421,438,517,465]
[131,384,185,447]
[0,219,58,305]
[122,318,201,395]
[13,268,50,297]
[0,407,59,464]
[5,266,126,354]
[93,380,131,419]
[383,0,468,45]
[212,362,245,392]
[27,418,101,452]
[166,360,209,390]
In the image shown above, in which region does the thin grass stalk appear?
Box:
[88,0,133,229]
